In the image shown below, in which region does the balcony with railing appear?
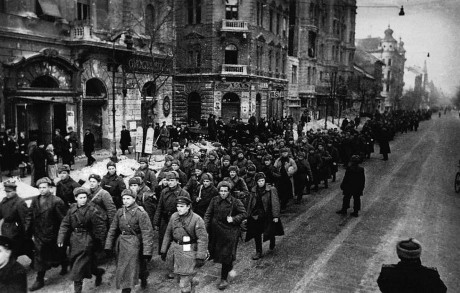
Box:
[221,19,249,32]
[221,64,247,75]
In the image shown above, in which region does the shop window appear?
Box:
[77,0,90,20]
[224,44,238,64]
[308,31,317,58]
[30,75,59,88]
[275,51,280,72]
[225,0,238,20]
[86,78,107,98]
[145,4,155,35]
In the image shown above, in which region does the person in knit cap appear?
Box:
[157,155,174,183]
[181,148,195,178]
[191,172,218,218]
[184,162,204,193]
[100,161,126,209]
[137,157,158,191]
[220,155,232,179]
[168,142,184,162]
[55,164,81,207]
[88,174,117,227]
[223,165,249,206]
[130,174,156,225]
[377,238,447,293]
[171,159,188,187]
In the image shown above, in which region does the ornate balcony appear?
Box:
[221,64,247,75]
[221,19,249,32]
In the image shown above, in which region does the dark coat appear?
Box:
[55,176,81,207]
[105,204,154,289]
[204,196,246,264]
[378,129,391,155]
[83,132,95,153]
[0,258,27,293]
[61,139,73,165]
[31,146,47,184]
[0,193,33,257]
[340,165,365,196]
[137,166,158,191]
[135,184,156,225]
[377,260,447,293]
[88,186,117,226]
[57,203,107,281]
[153,186,190,254]
[120,129,132,150]
[53,134,64,156]
[30,192,67,271]
[101,172,126,209]
[191,184,218,218]
[245,185,284,242]
[294,158,313,193]
[223,175,249,204]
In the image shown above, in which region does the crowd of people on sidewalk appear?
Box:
[1,109,446,293]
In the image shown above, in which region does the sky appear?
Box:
[355,0,460,97]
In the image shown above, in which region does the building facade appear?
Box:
[172,0,289,125]
[0,0,173,148]
[356,26,406,112]
[288,0,357,121]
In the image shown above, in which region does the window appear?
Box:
[187,0,201,24]
[0,0,5,13]
[225,44,238,64]
[388,58,392,66]
[320,71,323,81]
[307,67,311,83]
[292,65,298,84]
[275,51,280,72]
[188,45,202,67]
[308,31,316,58]
[282,17,287,37]
[276,13,280,35]
[269,9,273,32]
[77,0,90,20]
[256,2,260,26]
[387,71,391,80]
[225,0,238,20]
[145,4,155,35]
[256,45,263,70]
[282,54,286,74]
[268,49,273,71]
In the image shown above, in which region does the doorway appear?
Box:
[187,92,201,123]
[221,92,240,123]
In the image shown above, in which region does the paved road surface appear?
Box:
[22,112,460,292]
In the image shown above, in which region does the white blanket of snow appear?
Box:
[0,178,39,206]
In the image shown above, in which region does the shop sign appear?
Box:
[259,83,269,89]
[163,96,171,117]
[125,56,172,74]
[216,82,250,91]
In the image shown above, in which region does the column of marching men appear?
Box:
[0,109,432,293]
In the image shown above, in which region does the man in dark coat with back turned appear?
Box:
[120,125,132,155]
[29,177,68,291]
[336,155,365,217]
[83,128,96,166]
[377,238,447,293]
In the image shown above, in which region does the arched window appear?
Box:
[86,78,107,98]
[142,81,156,97]
[145,4,155,35]
[225,44,238,64]
[30,75,59,88]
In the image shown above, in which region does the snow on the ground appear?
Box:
[304,118,342,132]
[0,178,39,205]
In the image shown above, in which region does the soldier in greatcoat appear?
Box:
[245,173,283,260]
[55,164,80,207]
[129,174,156,225]
[29,177,68,291]
[100,161,127,209]
[204,181,246,290]
[137,157,158,191]
[57,187,107,293]
[153,171,191,264]
[0,181,34,261]
[88,174,117,227]
[161,196,208,293]
[105,189,154,292]
[336,155,365,217]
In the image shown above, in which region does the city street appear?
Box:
[22,112,460,292]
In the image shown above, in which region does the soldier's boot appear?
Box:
[336,209,347,215]
[29,271,45,291]
[217,279,229,290]
[94,268,105,287]
[74,281,83,293]
[351,211,359,217]
[251,251,262,260]
[60,261,68,275]
[140,277,148,289]
[121,289,131,293]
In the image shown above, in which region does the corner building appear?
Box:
[173,0,289,124]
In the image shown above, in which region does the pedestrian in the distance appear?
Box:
[45,144,58,181]
[377,238,447,293]
[105,189,154,292]
[0,235,28,293]
[159,121,170,154]
[57,187,107,293]
[204,181,246,290]
[120,125,132,155]
[83,128,96,166]
[336,155,365,217]
[30,140,47,187]
[161,196,208,293]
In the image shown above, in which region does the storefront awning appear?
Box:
[10,96,74,104]
[37,0,62,18]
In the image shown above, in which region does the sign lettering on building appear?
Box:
[216,82,250,91]
[125,56,172,74]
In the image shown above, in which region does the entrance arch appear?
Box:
[222,92,240,123]
[187,92,201,123]
[84,78,107,149]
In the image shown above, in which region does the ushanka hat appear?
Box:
[36,177,52,186]
[107,161,116,168]
[228,165,239,173]
[129,177,141,185]
[3,180,17,192]
[396,238,422,260]
[165,171,179,180]
[255,172,266,182]
[121,189,136,198]
[88,174,102,182]
[73,187,89,196]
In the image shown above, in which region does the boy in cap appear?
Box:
[100,161,127,209]
[55,164,81,207]
[105,189,154,291]
[169,142,185,162]
[0,181,34,261]
[29,177,68,291]
[377,238,447,293]
[137,157,158,191]
[161,196,208,293]
[58,187,106,292]
[130,175,156,225]
[88,174,117,226]
[0,235,27,292]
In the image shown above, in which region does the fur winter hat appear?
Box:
[396,238,422,260]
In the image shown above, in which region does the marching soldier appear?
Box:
[55,164,80,207]
[88,174,117,227]
[100,161,127,209]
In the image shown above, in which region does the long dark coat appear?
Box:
[294,159,313,195]
[204,195,246,264]
[31,147,47,185]
[137,166,158,191]
[153,186,190,254]
[245,185,284,242]
[88,186,117,226]
[30,192,67,271]
[105,204,154,289]
[340,165,365,196]
[57,203,107,281]
[377,260,447,293]
[0,258,27,293]
[318,150,332,180]
[61,139,73,166]
[55,176,81,207]
[191,184,218,218]
[101,172,126,209]
[135,184,156,225]
[3,137,18,171]
[0,193,33,257]
[378,129,391,155]
[83,132,95,153]
[120,129,131,150]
